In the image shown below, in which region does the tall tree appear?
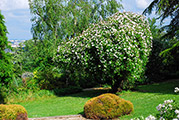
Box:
[28,0,123,43]
[0,11,13,88]
[143,0,179,39]
[143,0,179,79]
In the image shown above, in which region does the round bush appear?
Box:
[0,104,27,120]
[84,93,134,119]
[56,11,152,92]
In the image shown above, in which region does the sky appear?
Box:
[0,0,153,40]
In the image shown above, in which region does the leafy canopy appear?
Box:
[56,12,152,92]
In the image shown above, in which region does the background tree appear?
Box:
[28,0,123,43]
[145,18,169,81]
[143,0,179,80]
[143,0,179,39]
[0,11,13,90]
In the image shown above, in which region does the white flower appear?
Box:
[160,111,163,115]
[145,115,156,120]
[177,114,179,118]
[173,119,178,120]
[156,104,163,111]
[168,104,172,109]
[174,87,179,93]
[164,100,173,104]
[159,117,165,120]
[175,110,179,114]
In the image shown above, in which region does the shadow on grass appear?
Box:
[78,111,85,117]
[133,79,179,95]
[58,89,112,99]
[66,79,179,99]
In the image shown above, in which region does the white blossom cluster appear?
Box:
[156,100,179,120]
[175,87,179,93]
[131,115,156,120]
[145,115,156,120]
[175,109,179,119]
[156,100,173,114]
[56,11,152,82]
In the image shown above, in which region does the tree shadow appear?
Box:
[70,89,112,98]
[133,79,179,95]
[52,79,179,101]
[53,89,112,99]
[64,79,179,99]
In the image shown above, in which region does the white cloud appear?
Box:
[0,0,29,11]
[135,0,152,9]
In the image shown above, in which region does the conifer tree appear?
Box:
[0,11,13,88]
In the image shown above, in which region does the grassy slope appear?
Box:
[19,79,179,119]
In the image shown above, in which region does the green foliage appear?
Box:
[0,11,14,89]
[33,66,64,90]
[1,77,40,104]
[5,89,54,104]
[12,39,61,89]
[160,40,179,65]
[160,40,179,78]
[84,93,134,119]
[56,12,152,92]
[13,39,55,72]
[0,104,27,120]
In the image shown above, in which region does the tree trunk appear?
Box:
[111,77,123,93]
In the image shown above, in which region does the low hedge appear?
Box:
[0,104,27,120]
[84,93,134,119]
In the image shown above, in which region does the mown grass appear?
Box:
[18,79,179,119]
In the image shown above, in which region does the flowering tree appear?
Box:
[56,12,152,92]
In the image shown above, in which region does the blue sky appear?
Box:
[0,0,153,40]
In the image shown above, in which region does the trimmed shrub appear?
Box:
[56,11,152,92]
[84,93,134,119]
[0,104,27,120]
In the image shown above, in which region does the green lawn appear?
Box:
[19,79,179,119]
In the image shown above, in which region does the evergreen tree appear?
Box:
[0,11,13,88]
[143,0,179,79]
[143,0,179,39]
